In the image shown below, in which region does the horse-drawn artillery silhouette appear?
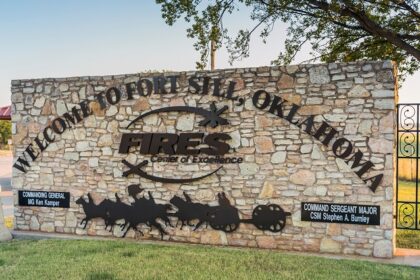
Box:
[76,193,111,229]
[170,192,211,230]
[76,184,291,238]
[170,191,291,233]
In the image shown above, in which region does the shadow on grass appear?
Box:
[121,251,136,258]
[87,272,118,280]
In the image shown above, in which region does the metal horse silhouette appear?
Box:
[76,185,291,239]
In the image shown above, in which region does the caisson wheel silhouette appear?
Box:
[208,209,240,233]
[251,204,289,232]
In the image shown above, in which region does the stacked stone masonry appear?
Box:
[11,61,396,258]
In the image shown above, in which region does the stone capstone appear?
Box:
[309,66,330,84]
[277,74,295,88]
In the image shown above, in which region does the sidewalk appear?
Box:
[394,248,420,267]
[0,155,12,217]
[0,192,13,217]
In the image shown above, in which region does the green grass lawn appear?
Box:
[397,229,420,250]
[397,180,419,202]
[396,180,420,250]
[0,240,419,280]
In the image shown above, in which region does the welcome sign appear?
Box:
[11,61,395,258]
[15,75,384,191]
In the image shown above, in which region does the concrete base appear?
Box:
[0,200,12,241]
[394,248,420,267]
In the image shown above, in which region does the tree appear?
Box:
[0,120,11,147]
[156,0,420,77]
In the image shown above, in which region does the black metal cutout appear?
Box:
[248,204,288,232]
[170,192,211,230]
[77,186,291,238]
[119,190,173,238]
[207,192,241,232]
[127,102,229,129]
[75,194,111,229]
[122,159,222,183]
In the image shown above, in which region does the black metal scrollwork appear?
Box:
[399,132,416,157]
[397,104,420,231]
[398,203,415,229]
[399,105,416,131]
[399,105,417,157]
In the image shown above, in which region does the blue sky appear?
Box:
[0,0,417,107]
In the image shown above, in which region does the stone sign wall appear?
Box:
[11,61,396,258]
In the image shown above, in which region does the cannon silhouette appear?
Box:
[76,185,291,238]
[171,191,291,233]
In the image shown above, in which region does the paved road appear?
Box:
[0,156,12,174]
[0,156,13,217]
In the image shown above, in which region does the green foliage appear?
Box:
[156,0,420,78]
[157,0,236,69]
[0,120,11,146]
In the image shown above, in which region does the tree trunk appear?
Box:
[210,39,216,70]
